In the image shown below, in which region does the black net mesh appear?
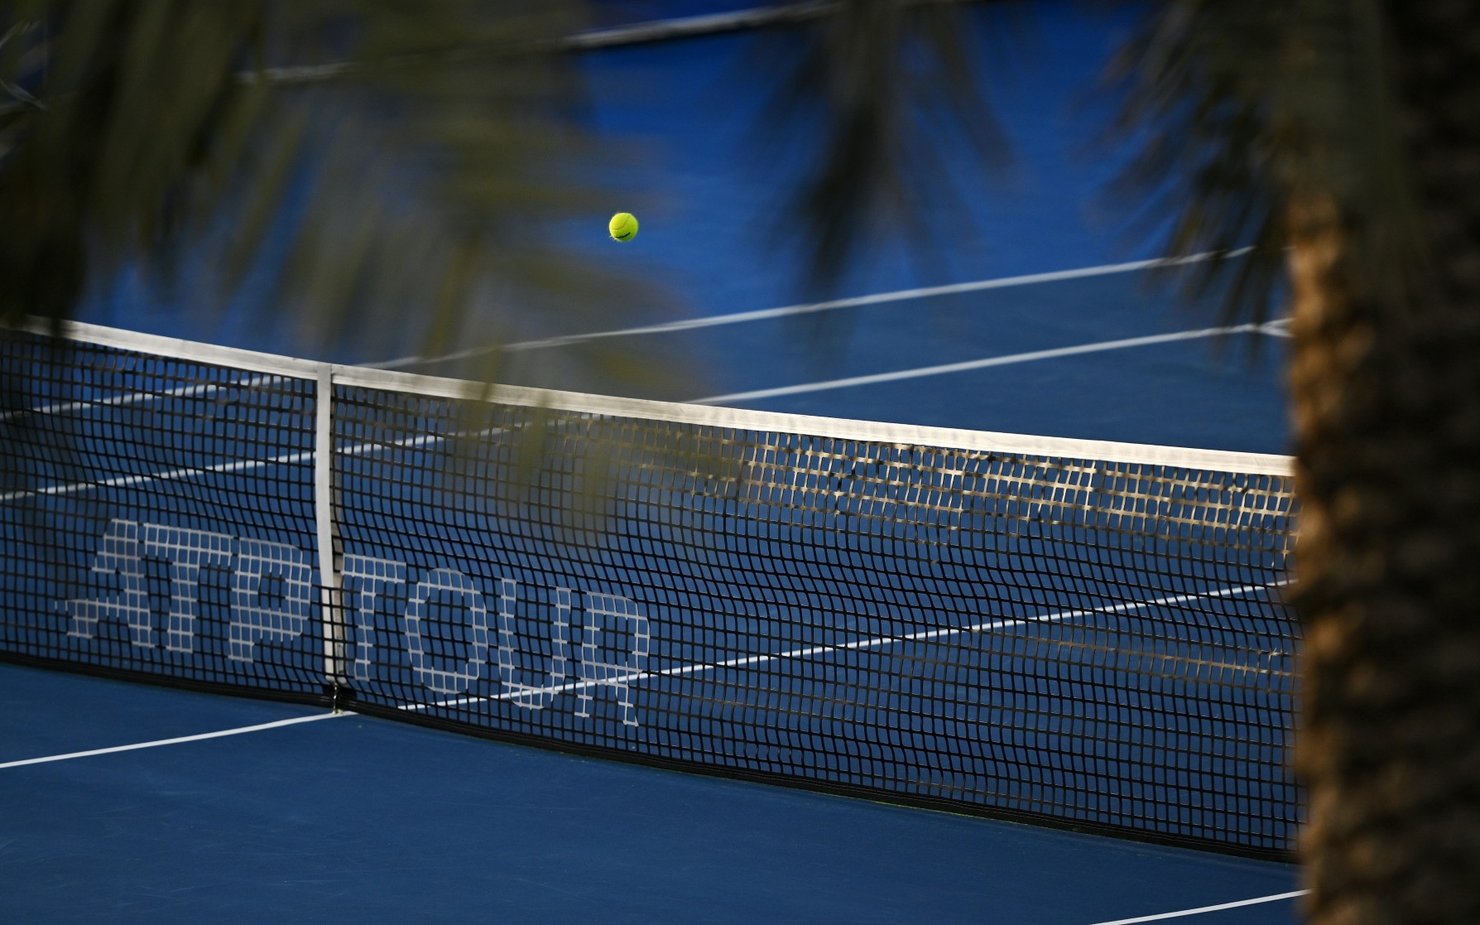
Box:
[1,333,322,694]
[0,326,1301,859]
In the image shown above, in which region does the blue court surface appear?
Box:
[3,3,1303,923]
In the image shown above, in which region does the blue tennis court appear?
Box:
[2,662,1299,924]
[3,3,1303,922]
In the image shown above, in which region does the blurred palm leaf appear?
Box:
[1,0,1020,373]
[1108,0,1425,323]
[0,0,680,390]
[750,0,1010,296]
[1,3,270,326]
[1118,4,1480,922]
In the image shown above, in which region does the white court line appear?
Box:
[1090,889,1307,924]
[0,711,345,770]
[0,373,286,424]
[0,249,1279,501]
[1261,318,1293,338]
[250,2,838,86]
[0,319,1284,502]
[0,422,505,503]
[410,579,1287,712]
[371,248,1256,369]
[691,322,1284,404]
[0,446,316,503]
[6,250,1266,422]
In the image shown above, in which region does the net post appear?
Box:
[314,363,346,702]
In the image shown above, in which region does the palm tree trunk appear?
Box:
[1292,3,1480,921]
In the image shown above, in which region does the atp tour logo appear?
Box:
[63,519,650,726]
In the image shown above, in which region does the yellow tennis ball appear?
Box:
[609,212,639,242]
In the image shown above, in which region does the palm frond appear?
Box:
[0,0,677,376]
[751,0,1011,296]
[1108,0,1424,325]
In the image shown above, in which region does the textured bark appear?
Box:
[1293,2,1480,922]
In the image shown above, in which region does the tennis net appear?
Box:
[0,320,1300,859]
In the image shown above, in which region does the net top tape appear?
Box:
[24,318,1292,478]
